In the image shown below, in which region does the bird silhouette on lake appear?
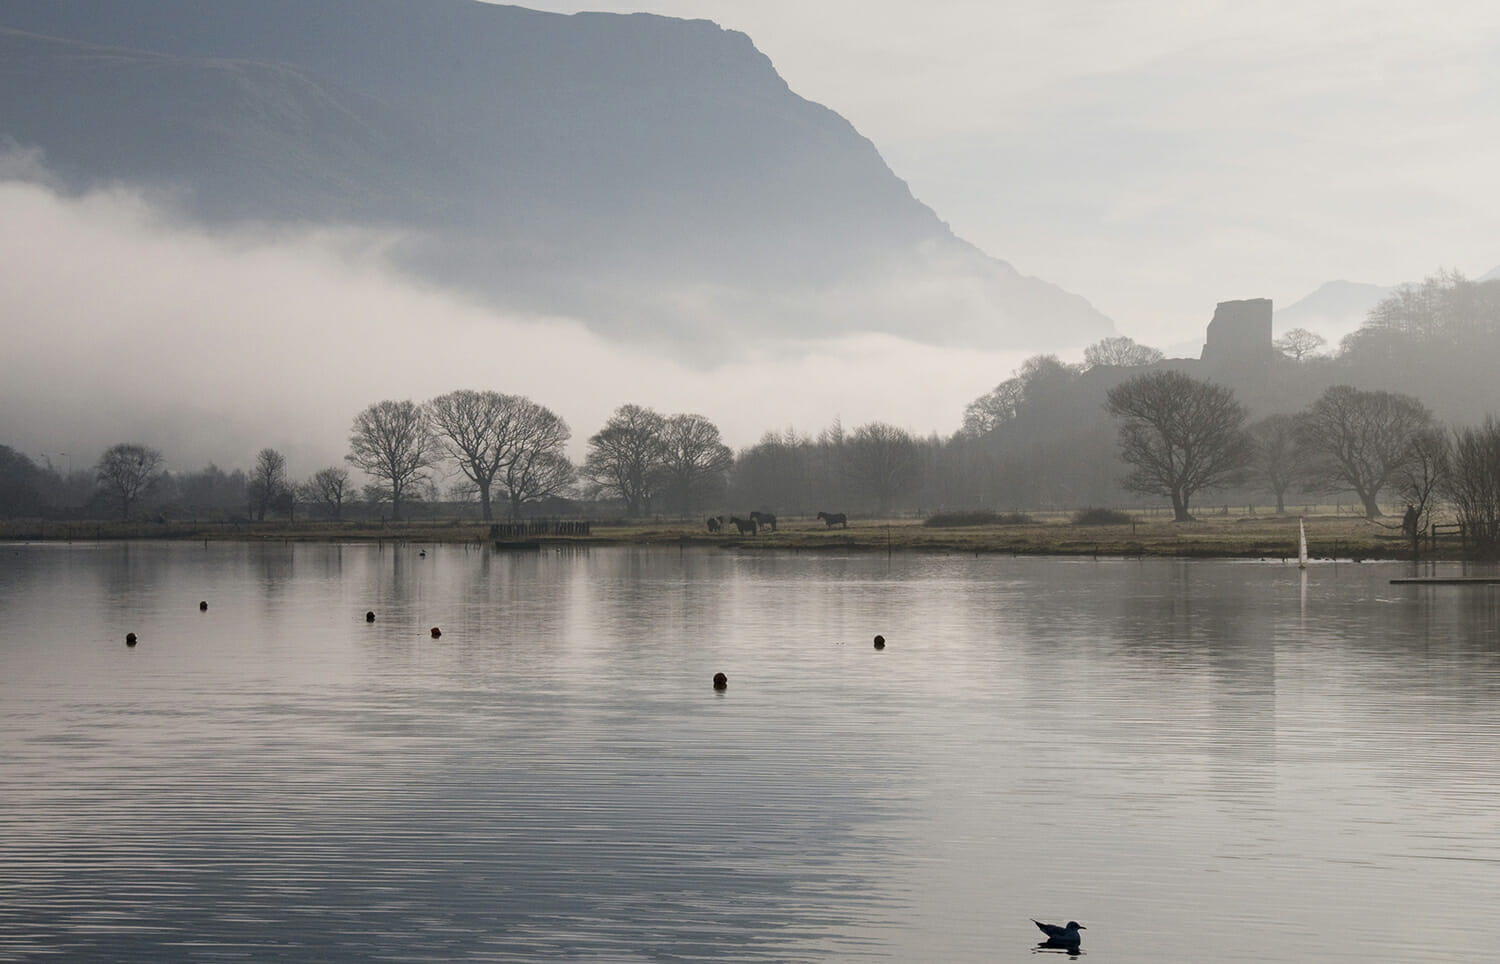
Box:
[1032,919,1085,951]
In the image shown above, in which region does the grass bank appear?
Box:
[651,513,1417,560]
[0,511,1446,560]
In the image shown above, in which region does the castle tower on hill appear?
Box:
[1201,298,1273,364]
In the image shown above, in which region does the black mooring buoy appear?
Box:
[126,632,138,647]
[366,611,376,622]
[199,600,208,611]
[873,634,886,650]
[713,672,728,690]
[430,626,442,639]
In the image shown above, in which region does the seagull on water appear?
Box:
[1032,919,1086,947]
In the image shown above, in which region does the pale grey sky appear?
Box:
[7,1,1500,472]
[510,0,1500,348]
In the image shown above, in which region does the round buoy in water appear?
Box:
[126,632,137,647]
[873,634,886,650]
[199,600,208,611]
[430,627,442,639]
[365,611,376,623]
[713,672,728,690]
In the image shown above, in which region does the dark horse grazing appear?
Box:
[728,515,758,535]
[706,516,722,533]
[816,511,848,528]
[749,511,777,531]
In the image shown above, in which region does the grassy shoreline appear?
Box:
[0,512,1464,561]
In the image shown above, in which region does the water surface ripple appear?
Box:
[2,543,1498,962]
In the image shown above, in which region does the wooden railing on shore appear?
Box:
[489,519,591,539]
[1429,522,1466,552]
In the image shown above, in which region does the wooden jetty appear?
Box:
[1389,576,1500,585]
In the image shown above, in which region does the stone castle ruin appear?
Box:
[1200,298,1273,364]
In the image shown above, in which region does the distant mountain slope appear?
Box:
[1274,279,1393,345]
[0,27,456,221]
[0,0,1112,347]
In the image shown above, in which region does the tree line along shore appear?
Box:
[8,273,1500,559]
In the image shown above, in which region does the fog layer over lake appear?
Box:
[0,173,1032,473]
[2,543,1498,961]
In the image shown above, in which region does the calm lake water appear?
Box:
[1,541,1498,962]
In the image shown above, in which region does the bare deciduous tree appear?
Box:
[303,466,351,520]
[1249,414,1303,514]
[1345,270,1498,347]
[1015,354,1084,410]
[1295,385,1433,519]
[346,400,437,521]
[360,481,389,510]
[1104,371,1252,522]
[659,413,734,515]
[248,447,288,521]
[1083,335,1164,369]
[501,398,575,518]
[1442,418,1500,557]
[961,377,1023,436]
[731,429,815,511]
[0,446,45,519]
[845,422,918,516]
[583,404,666,517]
[1273,328,1327,361]
[427,390,517,521]
[94,443,164,519]
[1399,427,1450,551]
[960,354,1084,438]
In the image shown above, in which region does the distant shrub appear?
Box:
[923,510,1035,527]
[1072,507,1133,526]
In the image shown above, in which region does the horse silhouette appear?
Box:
[816,511,848,528]
[750,511,777,531]
[728,515,758,535]
[706,516,722,533]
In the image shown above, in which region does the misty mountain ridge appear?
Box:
[1273,280,1394,344]
[0,0,1112,349]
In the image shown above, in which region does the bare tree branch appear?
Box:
[1104,371,1251,522]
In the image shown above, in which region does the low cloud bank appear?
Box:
[0,173,1049,480]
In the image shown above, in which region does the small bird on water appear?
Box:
[1032,919,1085,948]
